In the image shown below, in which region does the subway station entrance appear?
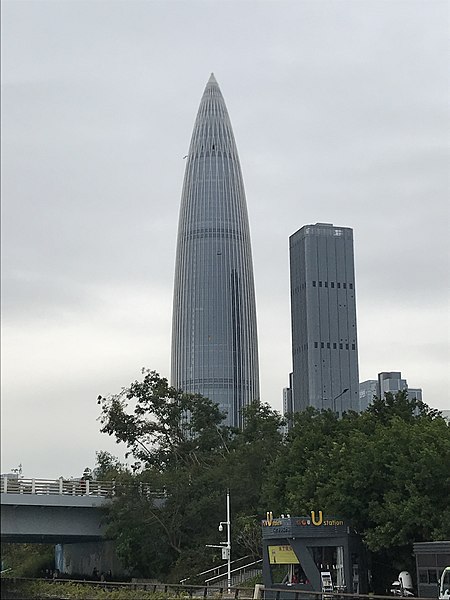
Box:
[262,512,369,596]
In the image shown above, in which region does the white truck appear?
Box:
[439,567,450,600]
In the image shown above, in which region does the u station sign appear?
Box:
[262,511,347,537]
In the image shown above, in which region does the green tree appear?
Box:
[263,391,450,591]
[97,371,449,590]
[1,543,54,577]
[97,371,284,581]
[97,370,234,579]
[98,369,231,470]
[225,401,285,559]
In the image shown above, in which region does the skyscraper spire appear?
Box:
[171,75,259,427]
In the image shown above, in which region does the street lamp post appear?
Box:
[332,388,349,415]
[207,489,231,593]
[218,488,231,593]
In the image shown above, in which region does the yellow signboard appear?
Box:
[268,545,299,564]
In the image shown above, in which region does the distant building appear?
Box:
[289,223,360,415]
[283,373,294,415]
[282,373,294,434]
[359,380,378,411]
[359,371,423,411]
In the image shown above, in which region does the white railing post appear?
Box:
[0,476,157,498]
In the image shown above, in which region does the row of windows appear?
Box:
[183,377,252,389]
[303,227,345,237]
[195,149,235,158]
[186,231,243,240]
[292,281,354,294]
[418,569,441,584]
[417,554,450,567]
[313,281,353,289]
[314,342,356,350]
[183,226,245,241]
[187,227,240,235]
[294,342,356,353]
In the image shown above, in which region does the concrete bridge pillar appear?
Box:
[55,541,128,578]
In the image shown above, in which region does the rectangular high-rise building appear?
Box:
[289,223,359,415]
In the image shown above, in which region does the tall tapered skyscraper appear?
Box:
[171,74,259,427]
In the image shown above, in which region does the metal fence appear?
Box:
[1,477,163,498]
[0,578,437,600]
[205,559,263,588]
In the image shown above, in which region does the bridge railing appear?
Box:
[1,477,162,498]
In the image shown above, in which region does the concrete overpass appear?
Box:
[1,477,162,543]
[1,491,107,543]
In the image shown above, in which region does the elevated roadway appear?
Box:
[1,477,161,543]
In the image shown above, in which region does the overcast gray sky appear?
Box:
[1,0,449,479]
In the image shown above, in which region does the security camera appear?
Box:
[218,524,223,532]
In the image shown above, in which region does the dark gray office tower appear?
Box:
[171,74,259,427]
[289,223,359,415]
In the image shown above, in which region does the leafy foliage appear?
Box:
[0,543,54,577]
[98,369,230,471]
[262,391,450,591]
[97,373,450,592]
[4,580,182,599]
[97,370,282,580]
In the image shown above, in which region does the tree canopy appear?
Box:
[97,370,282,580]
[97,372,449,591]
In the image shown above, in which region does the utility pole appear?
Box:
[332,388,349,415]
[219,489,231,592]
[206,488,231,593]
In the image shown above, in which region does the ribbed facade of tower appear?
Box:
[171,74,259,427]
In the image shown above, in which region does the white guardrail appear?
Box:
[1,477,161,498]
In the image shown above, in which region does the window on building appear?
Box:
[349,283,353,289]
[419,571,428,584]
[331,282,335,288]
[428,570,438,584]
[352,344,355,350]
[337,282,341,288]
[321,342,324,348]
[325,281,328,287]
[327,343,330,348]
[333,343,337,349]
[313,281,316,287]
[314,342,318,348]
[346,343,349,349]
[343,283,347,289]
[339,343,343,349]
[319,281,322,287]
[418,571,428,584]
